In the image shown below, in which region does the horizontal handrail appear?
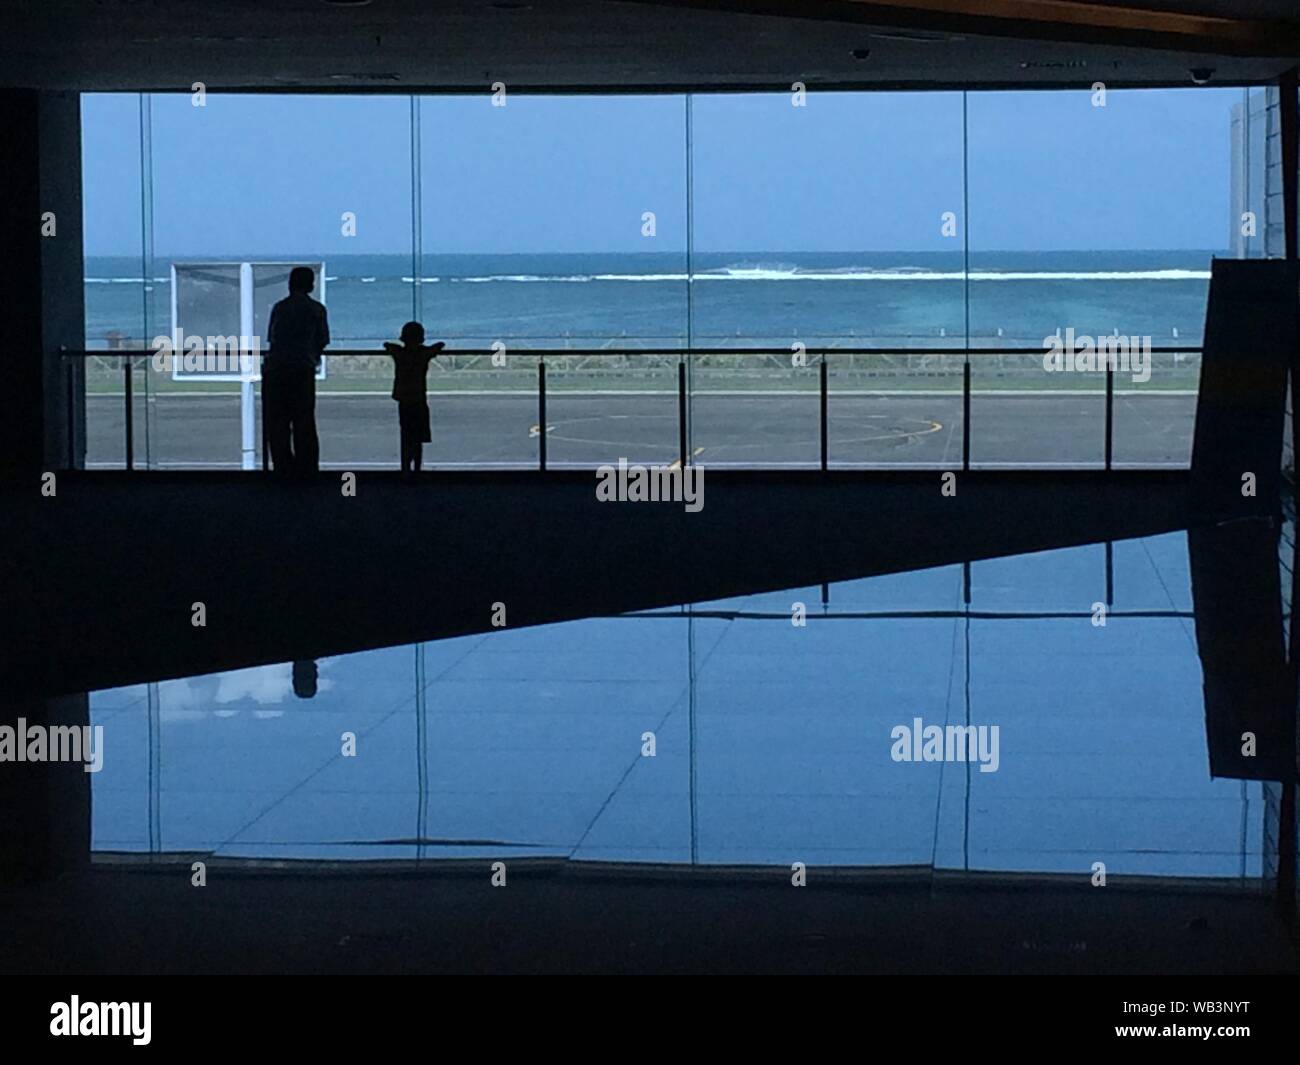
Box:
[61,344,1205,359]
[63,342,1201,473]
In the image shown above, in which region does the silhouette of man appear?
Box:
[263,266,329,477]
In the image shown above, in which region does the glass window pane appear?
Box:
[144,94,414,469]
[967,88,1236,468]
[82,93,146,468]
[420,95,687,467]
[690,92,965,467]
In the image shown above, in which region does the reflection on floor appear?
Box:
[90,529,1270,879]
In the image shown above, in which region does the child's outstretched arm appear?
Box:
[425,341,446,357]
[383,341,402,356]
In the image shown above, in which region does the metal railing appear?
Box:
[63,344,1204,472]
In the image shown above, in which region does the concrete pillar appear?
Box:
[0,89,85,485]
[0,695,91,885]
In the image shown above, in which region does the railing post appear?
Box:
[1105,365,1114,470]
[678,360,688,467]
[538,358,547,472]
[962,359,971,472]
[123,355,134,471]
[1105,540,1114,606]
[819,357,828,471]
[64,351,76,469]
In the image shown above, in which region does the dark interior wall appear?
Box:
[0,90,43,483]
[0,90,89,863]
[0,89,84,484]
[0,694,89,885]
[40,92,86,472]
[1190,258,1296,517]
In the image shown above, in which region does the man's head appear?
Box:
[288,266,315,295]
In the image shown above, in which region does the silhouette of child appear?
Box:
[384,322,445,476]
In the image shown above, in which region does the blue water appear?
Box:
[88,530,1267,877]
[84,249,1216,350]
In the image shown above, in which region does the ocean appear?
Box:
[84,249,1217,352]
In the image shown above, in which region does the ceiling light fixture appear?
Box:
[869,29,962,44]
[327,72,402,81]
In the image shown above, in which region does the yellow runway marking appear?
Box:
[668,447,706,470]
[838,419,943,445]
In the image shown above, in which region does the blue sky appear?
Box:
[81,87,1244,257]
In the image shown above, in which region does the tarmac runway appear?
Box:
[85,390,1196,469]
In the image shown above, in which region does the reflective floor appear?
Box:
[89,527,1280,879]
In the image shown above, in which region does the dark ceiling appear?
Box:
[3,0,1299,93]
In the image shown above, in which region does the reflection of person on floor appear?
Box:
[384,321,445,477]
[264,267,329,479]
[292,659,318,699]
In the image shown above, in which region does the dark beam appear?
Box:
[633,0,1300,58]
